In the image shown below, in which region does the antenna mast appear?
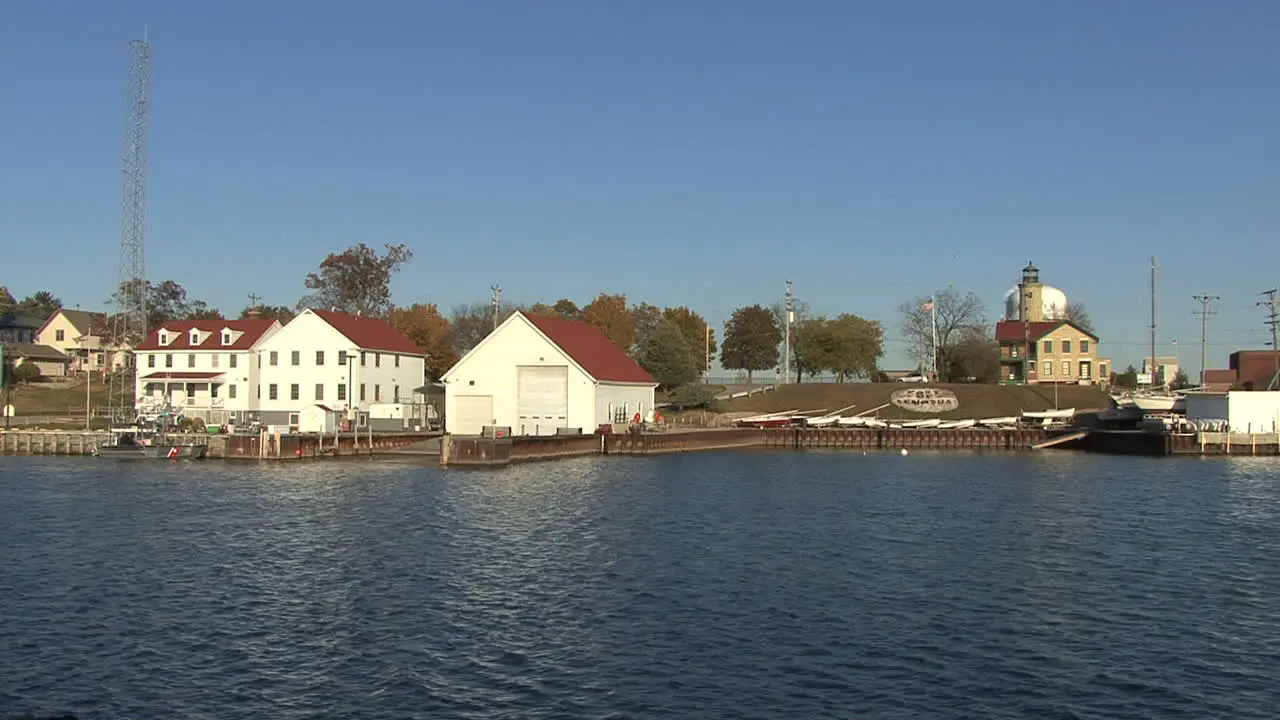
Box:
[1149,256,1157,387]
[490,285,502,331]
[109,37,152,423]
[1260,289,1280,390]
[1192,294,1219,388]
[783,280,793,384]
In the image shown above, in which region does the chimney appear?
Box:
[246,308,262,319]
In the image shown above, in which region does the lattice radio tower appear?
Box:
[109,37,152,422]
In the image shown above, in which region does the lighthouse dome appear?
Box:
[1002,285,1069,321]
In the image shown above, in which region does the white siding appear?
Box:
[1184,394,1229,427]
[1187,391,1280,433]
[443,317,595,434]
[255,311,426,419]
[594,383,656,426]
[132,323,281,417]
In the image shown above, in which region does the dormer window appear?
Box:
[158,331,170,346]
[189,330,200,346]
[222,332,232,346]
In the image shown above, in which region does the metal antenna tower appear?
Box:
[490,285,502,331]
[1259,289,1280,390]
[1192,294,1219,387]
[109,37,152,422]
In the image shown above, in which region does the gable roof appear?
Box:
[310,309,425,355]
[995,319,1098,343]
[522,312,657,384]
[135,319,278,351]
[0,311,44,331]
[41,308,109,337]
[4,343,70,361]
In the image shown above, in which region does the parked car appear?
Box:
[896,374,929,383]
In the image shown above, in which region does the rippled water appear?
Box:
[2,451,1278,719]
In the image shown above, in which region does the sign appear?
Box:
[1136,373,1153,385]
[891,387,960,414]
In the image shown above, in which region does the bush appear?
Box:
[13,360,41,385]
[665,383,718,410]
[870,370,891,383]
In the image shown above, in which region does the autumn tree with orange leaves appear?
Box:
[388,303,460,380]
[582,293,636,350]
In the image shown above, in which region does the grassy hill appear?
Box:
[5,374,132,419]
[718,382,1111,421]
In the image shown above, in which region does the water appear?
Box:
[1,452,1277,719]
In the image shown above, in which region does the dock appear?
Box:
[1,429,437,459]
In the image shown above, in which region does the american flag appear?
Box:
[920,301,934,312]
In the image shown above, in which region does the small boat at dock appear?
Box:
[92,423,209,460]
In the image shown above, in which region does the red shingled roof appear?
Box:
[522,312,657,384]
[135,319,278,351]
[311,309,424,355]
[995,320,1097,343]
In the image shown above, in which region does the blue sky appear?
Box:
[2,1,1278,373]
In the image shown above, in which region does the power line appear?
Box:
[1192,293,1219,386]
[1259,289,1279,390]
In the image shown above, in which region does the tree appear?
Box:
[1066,301,1094,335]
[299,242,412,317]
[0,286,15,312]
[791,314,884,381]
[582,293,636,350]
[185,301,224,320]
[388,303,460,380]
[1112,364,1139,389]
[634,313,699,388]
[898,288,988,376]
[662,306,715,376]
[17,291,62,321]
[721,305,781,383]
[13,359,41,384]
[240,305,296,323]
[109,279,212,331]
[944,327,1001,383]
[1170,368,1191,390]
[450,301,524,355]
[666,383,718,410]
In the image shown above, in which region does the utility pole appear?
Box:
[1149,256,1157,387]
[1260,289,1280,390]
[783,280,793,384]
[247,292,262,309]
[490,285,502,331]
[1192,294,1218,387]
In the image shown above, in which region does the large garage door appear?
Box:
[517,366,568,435]
[452,395,493,435]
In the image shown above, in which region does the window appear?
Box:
[374,384,381,401]
[315,383,324,401]
[186,383,196,398]
[257,385,261,399]
[229,384,237,399]
[189,331,200,346]
[360,384,366,401]
[229,354,237,368]
[159,332,170,346]
[315,350,325,366]
[1100,364,1108,378]
[290,383,300,401]
[393,385,400,402]
[1062,340,1072,353]
[1081,340,1090,353]
[361,352,367,366]
[1062,361,1071,376]
[288,413,299,426]
[165,354,173,368]
[222,332,232,345]
[1010,346,1019,358]
[186,354,195,368]
[374,353,381,368]
[269,384,278,400]
[1042,361,1053,376]
[147,354,155,368]
[338,351,348,366]
[394,355,400,368]
[55,329,65,341]
[291,350,300,366]
[338,384,347,401]
[1043,340,1053,354]
[1080,364,1091,379]
[269,351,278,366]
[211,384,219,399]
[211,354,220,368]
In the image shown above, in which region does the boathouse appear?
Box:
[441,311,657,436]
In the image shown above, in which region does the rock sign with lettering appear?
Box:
[890,387,960,414]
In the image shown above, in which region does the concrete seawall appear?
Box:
[0,430,435,459]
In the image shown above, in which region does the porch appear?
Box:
[139,371,235,424]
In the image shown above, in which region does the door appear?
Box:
[452,395,493,435]
[517,366,568,435]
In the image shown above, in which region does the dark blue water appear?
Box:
[1,451,1277,719]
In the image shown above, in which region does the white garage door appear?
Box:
[517,366,568,435]
[452,395,493,435]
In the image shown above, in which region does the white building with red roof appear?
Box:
[441,311,658,436]
[254,309,426,428]
[133,318,283,424]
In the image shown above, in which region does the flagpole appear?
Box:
[930,295,939,380]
